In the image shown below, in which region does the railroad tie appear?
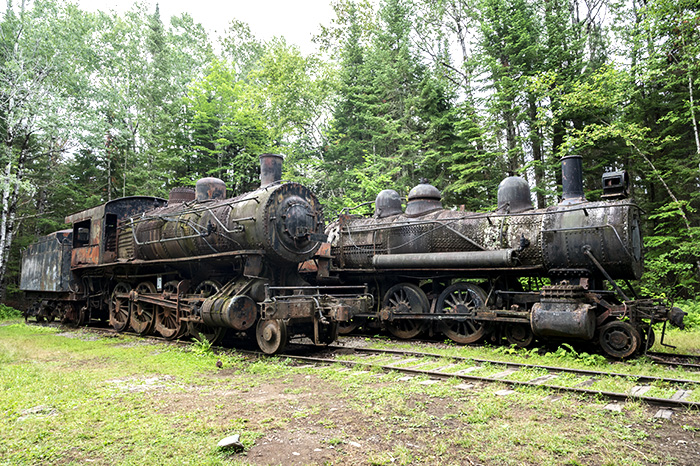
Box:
[388,357,421,366]
[419,379,440,385]
[454,366,481,375]
[629,385,652,397]
[574,377,598,388]
[603,402,623,412]
[670,390,692,401]
[455,383,475,390]
[432,364,460,373]
[527,374,559,385]
[405,361,435,370]
[491,368,519,379]
[654,409,673,419]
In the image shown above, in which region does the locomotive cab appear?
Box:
[66,196,166,268]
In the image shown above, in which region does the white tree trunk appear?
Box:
[0,156,17,300]
[689,73,700,160]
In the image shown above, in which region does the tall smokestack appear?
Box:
[561,155,586,204]
[260,154,283,187]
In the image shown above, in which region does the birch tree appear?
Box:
[0,0,96,299]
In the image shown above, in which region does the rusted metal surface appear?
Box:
[195,177,227,201]
[405,182,442,216]
[259,153,283,187]
[130,180,323,265]
[168,186,196,204]
[297,156,683,357]
[20,230,74,292]
[201,295,257,330]
[67,196,166,268]
[372,250,516,269]
[561,154,585,204]
[20,154,371,353]
[72,245,100,266]
[497,176,533,213]
[326,198,642,280]
[374,189,402,218]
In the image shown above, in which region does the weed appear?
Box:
[0,303,21,319]
[191,334,213,355]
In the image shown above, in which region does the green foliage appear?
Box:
[191,334,214,356]
[2,0,700,301]
[0,304,21,320]
[493,343,607,367]
[673,299,700,330]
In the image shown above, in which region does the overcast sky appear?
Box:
[75,0,336,54]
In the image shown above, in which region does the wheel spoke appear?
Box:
[437,282,489,344]
[382,283,429,339]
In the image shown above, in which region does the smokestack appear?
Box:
[561,155,586,204]
[260,154,283,187]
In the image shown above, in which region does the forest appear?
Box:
[0,0,698,303]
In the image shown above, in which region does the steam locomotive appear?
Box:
[301,156,685,358]
[20,155,370,353]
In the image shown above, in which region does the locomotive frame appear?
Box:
[301,156,685,358]
[20,155,370,354]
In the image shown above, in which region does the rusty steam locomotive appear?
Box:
[301,155,685,358]
[20,154,370,353]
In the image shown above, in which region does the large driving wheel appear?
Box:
[381,283,430,339]
[599,321,641,359]
[155,280,184,339]
[436,282,489,344]
[130,282,156,335]
[256,319,289,354]
[109,282,131,332]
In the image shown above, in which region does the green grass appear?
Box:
[1,323,699,465]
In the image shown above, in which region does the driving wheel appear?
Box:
[130,281,156,335]
[155,280,184,339]
[381,283,429,339]
[505,322,534,348]
[109,282,131,332]
[436,282,489,344]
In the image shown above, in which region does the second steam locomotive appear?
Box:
[301,155,685,358]
[20,155,370,353]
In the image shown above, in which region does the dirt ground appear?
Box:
[138,358,700,466]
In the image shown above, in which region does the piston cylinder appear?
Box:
[530,301,596,340]
[201,295,257,331]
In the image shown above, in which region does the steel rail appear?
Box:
[331,346,700,385]
[283,351,700,409]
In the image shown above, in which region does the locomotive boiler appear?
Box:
[21,154,369,353]
[301,155,685,358]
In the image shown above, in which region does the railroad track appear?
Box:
[646,351,700,370]
[36,323,700,413]
[280,345,700,413]
[339,333,700,370]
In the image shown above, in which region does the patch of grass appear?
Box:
[2,324,698,466]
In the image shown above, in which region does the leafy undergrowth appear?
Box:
[0,304,21,320]
[1,323,699,466]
